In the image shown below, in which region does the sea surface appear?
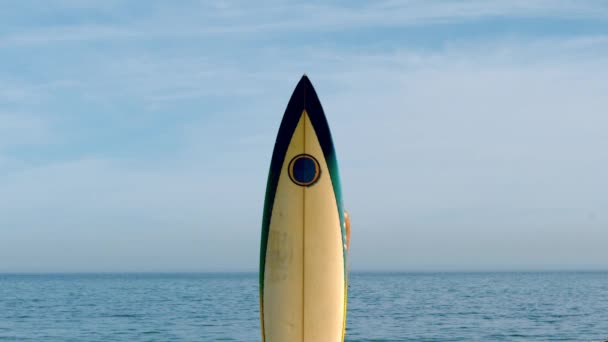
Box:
[1,272,607,341]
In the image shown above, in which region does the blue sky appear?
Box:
[1,1,607,272]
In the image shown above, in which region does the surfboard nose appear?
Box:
[300,74,311,85]
[292,74,314,101]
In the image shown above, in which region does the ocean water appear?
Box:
[1,272,607,341]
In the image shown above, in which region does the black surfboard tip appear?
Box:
[294,73,313,95]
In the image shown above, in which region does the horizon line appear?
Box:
[2,268,608,275]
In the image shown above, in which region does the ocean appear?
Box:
[1,272,607,341]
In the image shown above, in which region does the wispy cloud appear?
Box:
[2,0,608,47]
[0,26,139,46]
[1,1,607,271]
[0,113,51,149]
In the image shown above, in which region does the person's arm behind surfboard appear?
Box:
[345,211,350,251]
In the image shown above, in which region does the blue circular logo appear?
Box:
[288,154,321,186]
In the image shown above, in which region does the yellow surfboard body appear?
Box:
[260,76,348,342]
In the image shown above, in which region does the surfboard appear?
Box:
[259,75,348,342]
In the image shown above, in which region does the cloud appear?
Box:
[0,113,51,150]
[0,26,139,46]
[2,0,608,47]
[0,151,266,272]
[3,33,608,271]
[1,1,607,271]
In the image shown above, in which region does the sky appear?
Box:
[1,0,607,272]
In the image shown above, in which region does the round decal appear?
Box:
[288,154,321,187]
